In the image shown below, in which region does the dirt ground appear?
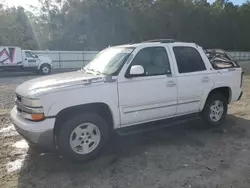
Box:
[0,72,250,188]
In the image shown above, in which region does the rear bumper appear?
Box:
[10,106,56,151]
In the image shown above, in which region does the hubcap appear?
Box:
[209,100,224,122]
[69,123,101,154]
[42,67,49,74]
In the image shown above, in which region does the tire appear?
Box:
[202,93,228,126]
[56,113,109,161]
[39,63,51,75]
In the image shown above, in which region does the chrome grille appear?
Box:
[15,94,22,113]
[16,95,22,102]
[15,99,33,114]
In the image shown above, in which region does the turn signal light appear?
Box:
[31,113,45,121]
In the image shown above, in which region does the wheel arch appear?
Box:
[53,102,114,136]
[201,86,232,111]
[38,62,52,70]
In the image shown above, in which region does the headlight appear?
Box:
[15,96,44,121]
[22,98,42,107]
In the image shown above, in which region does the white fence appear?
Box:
[34,50,250,70]
[34,51,98,69]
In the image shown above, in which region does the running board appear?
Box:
[116,113,201,136]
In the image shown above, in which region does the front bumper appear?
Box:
[10,106,56,151]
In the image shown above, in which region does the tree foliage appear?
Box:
[1,0,250,51]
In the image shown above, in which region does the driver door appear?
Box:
[118,46,178,127]
[23,51,40,67]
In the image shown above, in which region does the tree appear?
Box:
[1,0,250,51]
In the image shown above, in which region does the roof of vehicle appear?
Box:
[115,39,197,48]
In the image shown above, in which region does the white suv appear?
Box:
[11,40,243,161]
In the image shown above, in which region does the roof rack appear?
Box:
[142,39,178,43]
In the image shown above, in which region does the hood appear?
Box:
[39,56,52,63]
[16,71,105,97]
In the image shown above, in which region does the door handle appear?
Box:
[202,76,209,83]
[166,81,176,87]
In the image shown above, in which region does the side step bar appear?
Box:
[116,113,201,136]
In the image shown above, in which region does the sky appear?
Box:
[6,0,248,9]
[208,0,247,5]
[6,0,40,9]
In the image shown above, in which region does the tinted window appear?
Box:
[173,47,206,73]
[130,47,171,76]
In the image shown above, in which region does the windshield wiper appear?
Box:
[84,68,105,75]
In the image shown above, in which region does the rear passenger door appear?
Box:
[170,45,213,115]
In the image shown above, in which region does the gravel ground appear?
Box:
[0,84,17,111]
[0,72,250,188]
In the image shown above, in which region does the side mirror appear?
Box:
[129,65,145,77]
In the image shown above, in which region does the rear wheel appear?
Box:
[202,93,228,126]
[56,113,109,161]
[39,64,51,75]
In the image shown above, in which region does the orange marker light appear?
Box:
[31,113,44,121]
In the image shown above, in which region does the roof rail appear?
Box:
[142,39,178,43]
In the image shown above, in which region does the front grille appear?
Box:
[16,95,22,102]
[15,94,43,115]
[16,94,22,113]
[17,107,22,113]
[15,94,26,113]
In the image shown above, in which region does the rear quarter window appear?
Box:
[173,46,206,74]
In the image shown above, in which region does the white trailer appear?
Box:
[0,46,52,74]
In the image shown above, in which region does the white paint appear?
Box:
[11,41,243,153]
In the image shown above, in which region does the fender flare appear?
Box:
[200,86,232,111]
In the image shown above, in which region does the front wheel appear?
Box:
[202,93,228,126]
[39,64,51,75]
[57,113,109,161]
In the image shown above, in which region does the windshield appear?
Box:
[25,51,38,58]
[84,47,134,75]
